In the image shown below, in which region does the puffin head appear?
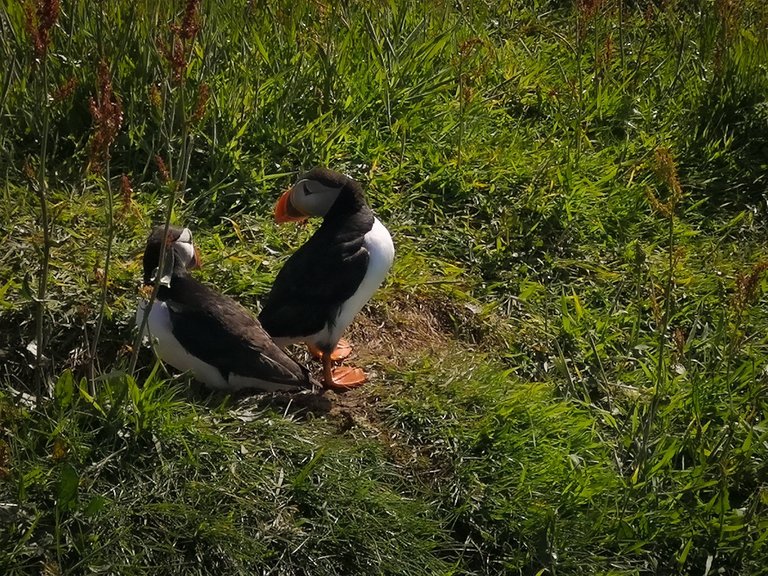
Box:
[274,167,361,223]
[142,225,202,287]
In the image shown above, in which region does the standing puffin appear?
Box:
[258,167,395,391]
[136,225,317,392]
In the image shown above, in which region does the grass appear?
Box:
[1,0,768,574]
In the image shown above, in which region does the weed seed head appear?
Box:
[454,38,490,104]
[163,32,187,85]
[52,77,77,103]
[120,173,133,207]
[733,261,768,312]
[653,148,682,199]
[181,0,201,40]
[23,0,60,62]
[673,327,686,358]
[155,155,170,183]
[715,0,743,39]
[149,84,162,111]
[88,62,123,174]
[23,157,36,181]
[458,38,483,59]
[160,1,202,85]
[644,187,672,218]
[714,0,743,73]
[191,83,210,125]
[577,0,604,22]
[598,34,614,70]
[646,147,683,217]
[643,3,657,24]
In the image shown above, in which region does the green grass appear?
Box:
[2,0,768,574]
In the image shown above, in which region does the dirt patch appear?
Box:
[221,294,462,436]
[344,292,464,367]
[299,291,493,426]
[264,293,466,439]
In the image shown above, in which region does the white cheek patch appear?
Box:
[292,180,341,217]
[175,241,196,268]
[177,228,193,243]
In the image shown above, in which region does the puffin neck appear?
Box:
[322,181,372,224]
[149,252,192,301]
[155,271,181,298]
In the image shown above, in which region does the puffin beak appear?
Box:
[274,188,308,224]
[192,246,202,269]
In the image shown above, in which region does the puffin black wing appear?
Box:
[258,229,370,339]
[165,277,314,388]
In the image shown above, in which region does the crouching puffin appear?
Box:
[258,167,395,391]
[136,225,317,392]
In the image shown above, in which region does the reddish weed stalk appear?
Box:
[88,61,124,382]
[128,152,181,376]
[119,173,142,219]
[191,82,210,125]
[158,0,201,85]
[130,3,205,377]
[155,154,170,183]
[733,261,768,315]
[22,0,60,392]
[22,0,60,61]
[51,77,77,103]
[635,146,685,483]
[645,147,683,218]
[88,62,124,174]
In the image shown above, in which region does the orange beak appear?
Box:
[274,188,308,224]
[191,246,202,269]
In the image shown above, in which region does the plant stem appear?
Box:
[33,60,52,393]
[457,41,464,173]
[618,0,625,74]
[574,7,583,167]
[89,164,115,387]
[130,36,195,375]
[638,208,675,481]
[128,183,176,377]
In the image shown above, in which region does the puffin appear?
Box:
[258,167,395,391]
[136,225,317,392]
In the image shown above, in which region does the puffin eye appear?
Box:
[303,182,315,196]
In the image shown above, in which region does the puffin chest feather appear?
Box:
[138,300,228,388]
[306,217,394,349]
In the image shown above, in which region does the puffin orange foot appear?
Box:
[329,339,353,361]
[324,366,367,391]
[308,338,353,362]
